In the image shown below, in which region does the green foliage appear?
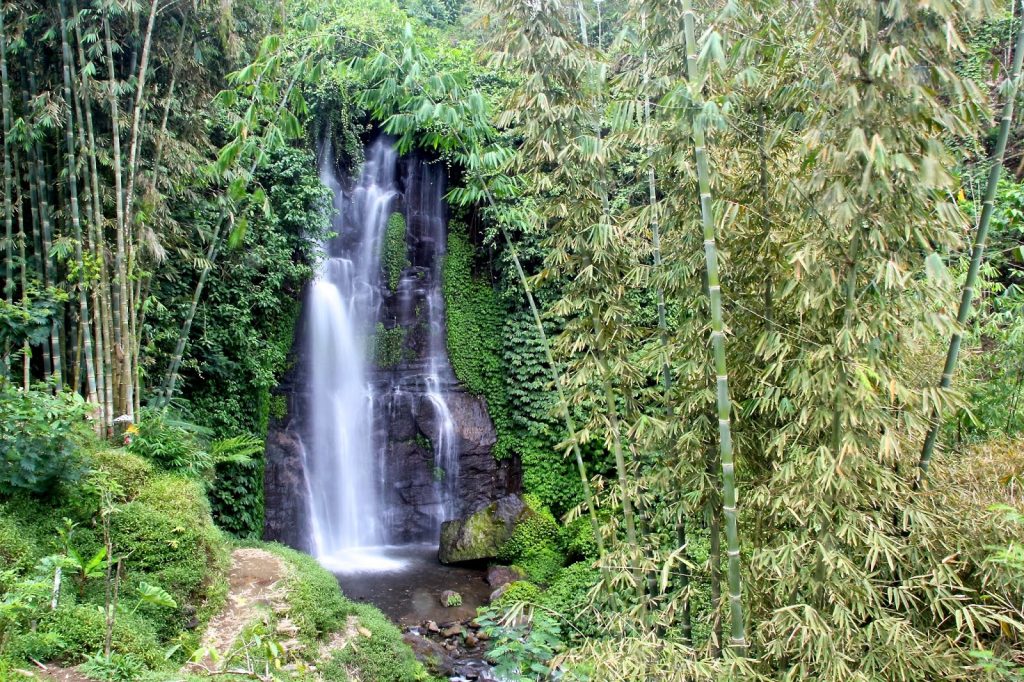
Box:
[373,322,408,368]
[498,496,561,563]
[445,591,462,607]
[558,516,598,562]
[384,212,410,292]
[475,606,563,682]
[515,546,564,586]
[80,652,148,682]
[37,604,162,667]
[325,603,433,682]
[537,563,600,641]
[954,179,1024,443]
[443,223,516,457]
[0,383,88,494]
[112,474,227,639]
[492,580,541,609]
[148,145,329,537]
[398,0,465,26]
[0,514,38,574]
[127,409,211,476]
[87,450,155,502]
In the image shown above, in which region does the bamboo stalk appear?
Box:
[682,0,747,653]
[28,68,62,388]
[1,5,15,314]
[15,148,30,389]
[73,0,116,429]
[917,3,1024,486]
[24,94,51,384]
[60,0,100,412]
[69,39,108,428]
[119,0,161,419]
[103,4,129,415]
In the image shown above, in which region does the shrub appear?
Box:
[111,475,226,638]
[0,385,88,494]
[559,515,598,561]
[516,546,565,586]
[86,450,154,501]
[0,513,38,575]
[492,580,542,609]
[80,652,148,682]
[538,562,600,640]
[38,604,162,667]
[127,409,211,475]
[2,629,64,666]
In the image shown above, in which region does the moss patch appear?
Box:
[384,212,410,292]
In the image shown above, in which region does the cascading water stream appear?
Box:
[302,138,400,571]
[298,137,461,572]
[414,161,460,533]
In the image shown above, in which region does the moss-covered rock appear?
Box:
[439,495,529,564]
[497,493,560,563]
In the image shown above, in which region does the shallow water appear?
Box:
[333,544,491,626]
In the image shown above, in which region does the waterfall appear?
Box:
[408,158,460,535]
[298,137,461,572]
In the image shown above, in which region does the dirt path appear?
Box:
[200,548,291,657]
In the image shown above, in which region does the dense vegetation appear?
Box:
[3,0,1024,680]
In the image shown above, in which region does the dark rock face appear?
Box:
[376,384,518,544]
[262,391,311,553]
[439,494,528,564]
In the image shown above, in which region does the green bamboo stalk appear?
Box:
[917,6,1024,487]
[501,230,607,560]
[161,64,304,404]
[73,0,116,428]
[123,0,160,236]
[60,0,99,410]
[682,0,747,653]
[28,67,62,388]
[15,149,30,389]
[24,96,50,384]
[69,38,108,428]
[119,0,161,419]
[1,5,15,312]
[102,4,129,415]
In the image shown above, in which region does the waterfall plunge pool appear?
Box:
[331,545,498,681]
[331,544,491,626]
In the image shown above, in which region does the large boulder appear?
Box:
[439,495,530,564]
